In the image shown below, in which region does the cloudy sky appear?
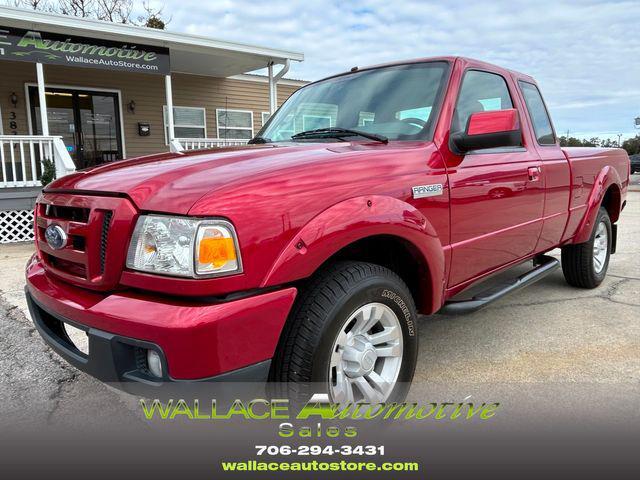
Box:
[162,0,639,140]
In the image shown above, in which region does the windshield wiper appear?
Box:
[248,136,272,144]
[291,128,388,144]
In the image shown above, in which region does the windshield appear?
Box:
[258,62,449,142]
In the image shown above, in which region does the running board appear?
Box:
[439,255,560,315]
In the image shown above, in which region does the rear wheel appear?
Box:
[271,261,418,403]
[561,207,611,288]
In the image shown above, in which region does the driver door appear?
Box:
[446,69,545,287]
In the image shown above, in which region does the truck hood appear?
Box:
[46,142,423,214]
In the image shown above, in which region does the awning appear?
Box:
[0,5,303,76]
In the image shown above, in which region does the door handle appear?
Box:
[528,166,541,182]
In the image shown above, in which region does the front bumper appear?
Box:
[26,254,297,384]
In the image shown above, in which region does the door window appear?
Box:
[452,70,513,134]
[78,93,121,166]
[519,81,556,145]
[29,87,123,168]
[30,90,77,161]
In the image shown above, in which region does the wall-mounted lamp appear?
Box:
[10,92,18,108]
[127,100,136,113]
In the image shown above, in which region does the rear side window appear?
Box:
[519,81,555,145]
[452,70,513,134]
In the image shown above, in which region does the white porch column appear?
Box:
[268,62,276,114]
[165,74,182,153]
[36,63,49,136]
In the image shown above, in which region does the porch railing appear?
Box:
[177,138,249,151]
[0,135,75,188]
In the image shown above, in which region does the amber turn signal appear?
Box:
[195,223,241,275]
[198,236,237,268]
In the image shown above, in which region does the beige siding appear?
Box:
[0,60,302,159]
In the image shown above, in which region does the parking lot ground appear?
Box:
[0,188,638,427]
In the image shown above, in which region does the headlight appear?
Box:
[126,215,241,278]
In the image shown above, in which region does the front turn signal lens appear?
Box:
[195,222,241,276]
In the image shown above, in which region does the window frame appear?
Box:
[261,111,271,127]
[449,68,520,154]
[518,80,557,146]
[216,108,254,140]
[163,105,207,144]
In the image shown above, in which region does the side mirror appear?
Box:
[451,108,522,154]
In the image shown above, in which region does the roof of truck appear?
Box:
[316,56,536,85]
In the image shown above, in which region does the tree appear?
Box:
[622,135,640,156]
[558,136,601,147]
[599,138,623,149]
[58,0,95,17]
[95,0,133,23]
[10,0,53,11]
[139,1,167,29]
[7,0,168,28]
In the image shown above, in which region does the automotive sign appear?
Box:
[0,25,170,75]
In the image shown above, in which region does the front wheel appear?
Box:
[561,207,612,288]
[271,261,418,403]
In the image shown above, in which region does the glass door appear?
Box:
[29,87,123,169]
[29,88,77,163]
[77,92,122,167]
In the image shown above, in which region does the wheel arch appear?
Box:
[572,166,622,244]
[261,195,445,314]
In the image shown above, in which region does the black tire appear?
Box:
[561,207,612,288]
[270,261,418,403]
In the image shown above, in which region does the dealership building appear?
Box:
[0,5,305,243]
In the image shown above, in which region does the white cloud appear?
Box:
[162,0,640,139]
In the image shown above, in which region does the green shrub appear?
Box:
[40,157,56,187]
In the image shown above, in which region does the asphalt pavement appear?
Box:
[1,185,638,428]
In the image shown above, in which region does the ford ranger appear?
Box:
[26,57,630,402]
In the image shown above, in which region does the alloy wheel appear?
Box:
[329,302,403,403]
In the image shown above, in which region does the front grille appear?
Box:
[45,204,90,223]
[35,194,137,290]
[100,211,113,274]
[46,254,87,278]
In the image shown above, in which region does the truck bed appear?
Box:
[561,146,630,241]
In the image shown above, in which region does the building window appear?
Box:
[216,109,254,140]
[358,112,375,126]
[395,107,432,123]
[302,114,332,131]
[262,111,271,127]
[163,106,206,143]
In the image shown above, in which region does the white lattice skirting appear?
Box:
[0,209,35,243]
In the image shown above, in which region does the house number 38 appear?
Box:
[9,111,17,133]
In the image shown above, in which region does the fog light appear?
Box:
[147,350,163,378]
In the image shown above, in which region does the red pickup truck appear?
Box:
[26,57,630,402]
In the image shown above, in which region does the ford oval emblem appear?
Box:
[44,224,67,250]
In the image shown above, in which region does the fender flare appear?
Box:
[572,166,622,244]
[261,195,445,313]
